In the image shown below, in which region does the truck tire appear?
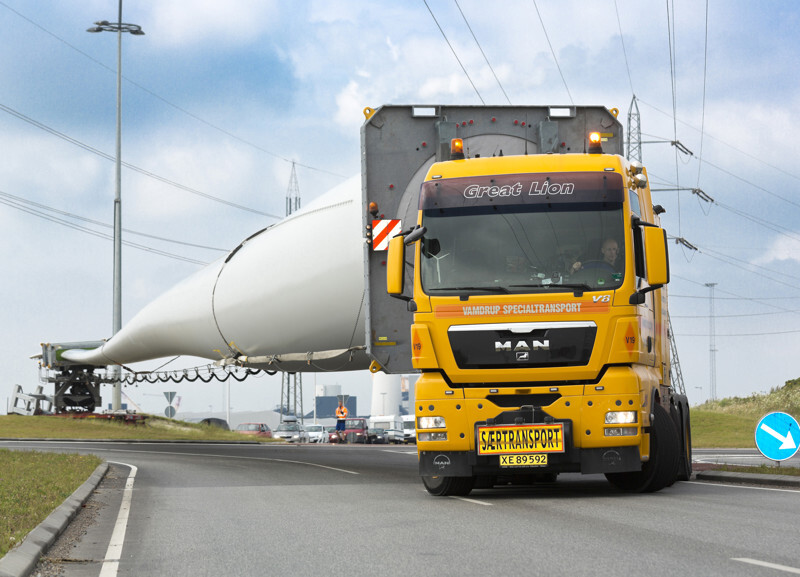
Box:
[672,402,693,482]
[605,403,680,493]
[421,475,475,497]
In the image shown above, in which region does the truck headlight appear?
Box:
[604,411,637,424]
[418,416,446,429]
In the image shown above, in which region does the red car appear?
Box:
[234,423,273,438]
[343,417,371,444]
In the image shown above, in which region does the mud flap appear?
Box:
[580,446,641,474]
[419,451,472,477]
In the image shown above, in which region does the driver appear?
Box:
[570,238,620,273]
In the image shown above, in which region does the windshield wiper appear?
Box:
[508,282,591,296]
[431,286,510,293]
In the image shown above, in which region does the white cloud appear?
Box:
[753,236,800,265]
[142,0,281,49]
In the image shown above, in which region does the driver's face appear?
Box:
[601,241,619,264]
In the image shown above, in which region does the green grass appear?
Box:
[0,449,102,556]
[0,414,277,442]
[708,463,800,477]
[690,377,800,448]
[690,410,760,448]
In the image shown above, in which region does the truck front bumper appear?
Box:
[419,444,641,477]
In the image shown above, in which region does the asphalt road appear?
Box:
[2,441,800,577]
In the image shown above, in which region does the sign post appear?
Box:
[164,391,177,419]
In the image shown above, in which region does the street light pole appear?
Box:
[88,0,144,412]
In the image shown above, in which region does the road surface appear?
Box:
[2,441,799,577]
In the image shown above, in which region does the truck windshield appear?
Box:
[419,171,626,294]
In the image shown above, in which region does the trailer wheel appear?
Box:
[605,403,680,493]
[421,475,475,497]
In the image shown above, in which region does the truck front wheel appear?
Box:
[605,402,680,493]
[421,475,475,497]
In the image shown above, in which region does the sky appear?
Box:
[2,0,800,418]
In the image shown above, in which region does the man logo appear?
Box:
[433,454,451,470]
[516,352,529,361]
[495,339,550,352]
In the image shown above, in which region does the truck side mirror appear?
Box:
[387,235,406,295]
[629,225,670,304]
[643,226,669,287]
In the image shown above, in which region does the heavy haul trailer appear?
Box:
[39,104,690,495]
[362,105,691,495]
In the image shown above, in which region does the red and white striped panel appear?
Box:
[372,219,402,251]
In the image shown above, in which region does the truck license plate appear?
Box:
[477,424,564,455]
[500,454,548,467]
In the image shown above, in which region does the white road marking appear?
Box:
[64,446,361,475]
[99,462,137,577]
[732,558,800,574]
[450,496,492,506]
[686,481,799,493]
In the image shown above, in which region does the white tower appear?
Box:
[370,372,402,416]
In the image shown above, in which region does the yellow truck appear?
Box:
[363,105,690,495]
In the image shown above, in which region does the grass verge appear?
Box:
[0,414,278,442]
[690,410,760,448]
[0,449,102,556]
[702,463,800,477]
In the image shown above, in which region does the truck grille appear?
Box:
[448,321,596,369]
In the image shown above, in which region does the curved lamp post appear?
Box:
[88,1,144,412]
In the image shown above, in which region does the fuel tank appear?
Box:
[62,176,371,372]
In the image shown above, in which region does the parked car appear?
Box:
[325,426,340,443]
[402,415,416,444]
[369,415,404,444]
[273,421,309,443]
[369,427,389,444]
[234,422,272,438]
[304,423,326,443]
[343,417,371,444]
[200,417,230,430]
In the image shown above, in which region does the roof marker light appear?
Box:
[450,138,465,160]
[588,132,603,154]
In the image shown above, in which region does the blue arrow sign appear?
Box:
[755,412,800,462]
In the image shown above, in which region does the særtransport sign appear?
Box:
[755,412,799,462]
[477,423,565,455]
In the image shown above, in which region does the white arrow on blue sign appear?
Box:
[755,412,800,462]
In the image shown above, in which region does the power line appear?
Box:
[676,328,800,337]
[0,194,209,265]
[695,0,710,187]
[637,99,800,184]
[0,189,227,252]
[672,309,800,319]
[531,0,573,105]
[454,0,511,104]
[613,0,635,96]
[423,0,485,104]
[664,0,682,236]
[0,0,347,181]
[0,102,282,219]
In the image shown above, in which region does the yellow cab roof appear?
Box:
[426,153,626,180]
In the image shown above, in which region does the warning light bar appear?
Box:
[588,132,603,154]
[450,138,465,160]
